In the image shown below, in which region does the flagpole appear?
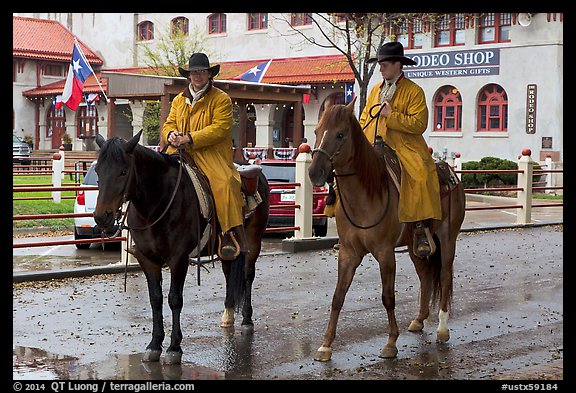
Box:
[74,38,110,103]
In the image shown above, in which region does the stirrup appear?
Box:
[218,231,240,261]
[413,224,436,258]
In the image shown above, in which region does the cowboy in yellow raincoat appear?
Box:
[359,42,441,258]
[161,53,245,260]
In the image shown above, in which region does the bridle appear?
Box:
[102,145,185,238]
[311,113,390,230]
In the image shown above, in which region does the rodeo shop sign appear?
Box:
[404,48,500,79]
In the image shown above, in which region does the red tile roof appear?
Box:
[24,54,353,97]
[13,16,103,65]
[103,54,355,85]
[22,73,106,97]
[218,55,355,84]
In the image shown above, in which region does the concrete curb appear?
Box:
[13,264,142,283]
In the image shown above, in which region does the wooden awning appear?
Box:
[101,71,311,103]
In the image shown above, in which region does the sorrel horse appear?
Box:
[308,100,465,361]
[93,131,269,364]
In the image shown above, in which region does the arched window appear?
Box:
[433,86,462,132]
[477,84,508,132]
[138,21,154,41]
[171,16,189,35]
[208,13,227,34]
[77,105,98,139]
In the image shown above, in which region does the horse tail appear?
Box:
[428,237,452,312]
[228,253,247,312]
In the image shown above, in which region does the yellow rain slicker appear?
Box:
[161,86,243,232]
[359,77,441,223]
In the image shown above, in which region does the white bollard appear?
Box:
[51,152,63,203]
[516,149,533,225]
[294,146,313,239]
[59,146,65,180]
[453,152,462,180]
[545,156,553,194]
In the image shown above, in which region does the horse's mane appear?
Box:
[98,137,129,164]
[98,136,177,167]
[329,105,388,200]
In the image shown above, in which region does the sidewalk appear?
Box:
[282,194,563,252]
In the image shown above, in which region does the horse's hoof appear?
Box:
[240,322,254,334]
[142,349,162,362]
[164,350,182,365]
[314,346,332,362]
[220,320,234,328]
[221,309,235,328]
[408,319,424,332]
[436,329,450,343]
[379,344,398,359]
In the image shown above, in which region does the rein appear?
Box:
[105,146,185,237]
[334,170,390,230]
[311,108,390,230]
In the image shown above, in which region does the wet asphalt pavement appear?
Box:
[13,225,564,382]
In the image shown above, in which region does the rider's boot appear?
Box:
[412,220,436,258]
[232,225,250,254]
[218,225,249,260]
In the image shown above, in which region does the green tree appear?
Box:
[143,101,161,145]
[137,23,213,77]
[461,157,518,189]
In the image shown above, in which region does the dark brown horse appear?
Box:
[308,100,465,361]
[93,130,269,364]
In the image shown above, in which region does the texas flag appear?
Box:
[233,59,272,83]
[53,95,63,110]
[344,82,355,104]
[61,39,95,111]
[85,93,99,106]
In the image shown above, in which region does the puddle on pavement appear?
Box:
[13,253,122,273]
[13,346,225,380]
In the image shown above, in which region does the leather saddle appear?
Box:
[176,149,261,196]
[373,137,460,197]
[236,164,262,195]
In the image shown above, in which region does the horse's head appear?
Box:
[309,97,358,186]
[93,130,142,234]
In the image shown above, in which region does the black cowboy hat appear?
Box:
[367,42,417,66]
[178,53,220,78]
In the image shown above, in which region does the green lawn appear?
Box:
[13,175,79,230]
[12,174,563,231]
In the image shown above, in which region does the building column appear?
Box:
[293,101,303,147]
[97,102,109,143]
[129,100,145,143]
[107,98,116,139]
[303,98,322,146]
[254,105,275,148]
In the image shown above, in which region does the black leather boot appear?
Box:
[413,221,435,258]
[218,231,240,261]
